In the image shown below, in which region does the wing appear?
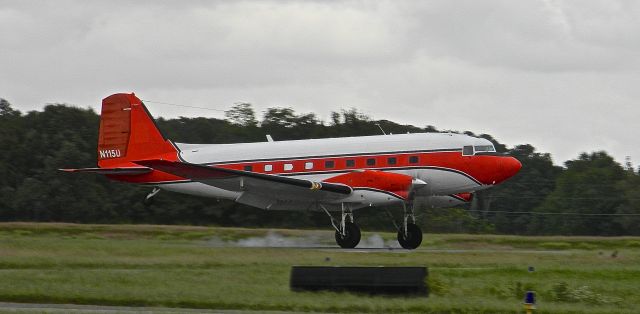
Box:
[134,160,352,209]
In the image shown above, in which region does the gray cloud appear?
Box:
[1,0,638,165]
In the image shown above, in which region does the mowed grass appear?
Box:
[0,223,639,313]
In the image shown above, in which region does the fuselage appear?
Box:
[155,132,521,206]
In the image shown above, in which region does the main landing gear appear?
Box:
[321,203,361,248]
[336,221,361,249]
[321,202,423,250]
[393,202,423,250]
[398,223,423,250]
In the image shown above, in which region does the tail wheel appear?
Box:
[397,223,422,250]
[335,222,361,248]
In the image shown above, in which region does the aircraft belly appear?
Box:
[159,182,240,199]
[235,192,314,210]
[334,189,403,206]
[414,195,466,208]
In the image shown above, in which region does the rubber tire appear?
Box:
[335,222,361,248]
[397,223,422,250]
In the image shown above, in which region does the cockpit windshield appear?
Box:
[474,145,496,153]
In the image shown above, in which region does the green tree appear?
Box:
[0,99,22,216]
[613,162,640,235]
[0,98,19,117]
[262,107,298,128]
[530,152,626,235]
[473,144,562,234]
[261,107,323,140]
[225,103,258,127]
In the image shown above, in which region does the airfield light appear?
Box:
[523,291,536,314]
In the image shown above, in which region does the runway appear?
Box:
[204,232,572,254]
[0,302,315,314]
[236,247,573,255]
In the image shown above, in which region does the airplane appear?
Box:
[62,93,521,249]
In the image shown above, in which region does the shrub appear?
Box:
[489,281,535,300]
[549,282,622,305]
[550,282,571,302]
[625,240,640,248]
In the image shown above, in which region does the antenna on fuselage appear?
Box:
[375,123,387,135]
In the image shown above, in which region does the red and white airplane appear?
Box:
[63,93,521,249]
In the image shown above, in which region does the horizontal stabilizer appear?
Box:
[59,167,152,175]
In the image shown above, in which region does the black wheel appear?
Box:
[335,222,361,248]
[397,223,422,250]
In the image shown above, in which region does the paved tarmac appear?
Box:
[0,302,312,314]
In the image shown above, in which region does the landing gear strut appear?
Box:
[143,187,161,206]
[397,202,422,250]
[321,203,361,249]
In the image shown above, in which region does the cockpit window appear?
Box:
[462,145,474,156]
[474,145,496,153]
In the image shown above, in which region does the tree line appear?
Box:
[1,98,638,235]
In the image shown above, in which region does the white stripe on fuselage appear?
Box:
[176,133,491,164]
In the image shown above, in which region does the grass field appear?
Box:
[0,223,639,313]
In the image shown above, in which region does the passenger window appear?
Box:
[325,160,335,168]
[264,164,273,172]
[305,162,314,170]
[346,159,355,167]
[387,157,397,165]
[284,164,293,171]
[409,156,419,164]
[244,165,253,171]
[366,158,376,166]
[462,146,474,156]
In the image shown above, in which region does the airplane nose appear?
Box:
[502,156,522,179]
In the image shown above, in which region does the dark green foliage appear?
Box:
[530,152,628,235]
[474,144,563,234]
[225,103,258,127]
[0,99,639,235]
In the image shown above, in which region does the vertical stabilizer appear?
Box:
[97,93,177,168]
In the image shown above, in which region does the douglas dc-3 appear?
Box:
[62,93,521,249]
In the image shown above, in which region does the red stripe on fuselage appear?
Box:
[110,150,514,187]
[213,151,504,185]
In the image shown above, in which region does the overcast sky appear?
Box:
[1,0,638,165]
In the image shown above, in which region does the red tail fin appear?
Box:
[98,93,177,168]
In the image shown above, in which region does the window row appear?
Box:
[242,155,420,172]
